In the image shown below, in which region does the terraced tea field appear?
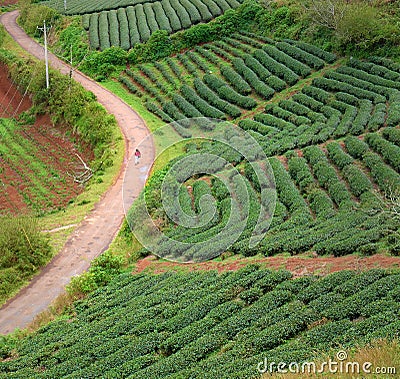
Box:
[40,0,243,49]
[1,267,399,378]
[120,34,400,261]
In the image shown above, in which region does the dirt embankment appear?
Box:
[0,63,94,214]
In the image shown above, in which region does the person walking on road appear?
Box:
[135,148,141,165]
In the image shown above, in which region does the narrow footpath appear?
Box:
[0,10,154,334]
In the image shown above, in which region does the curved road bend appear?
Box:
[0,10,154,334]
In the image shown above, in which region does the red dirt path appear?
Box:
[134,253,400,277]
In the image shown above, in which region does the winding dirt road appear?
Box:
[0,11,154,334]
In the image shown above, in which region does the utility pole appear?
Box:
[37,20,50,89]
[64,0,67,12]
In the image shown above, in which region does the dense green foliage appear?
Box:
[82,0,242,50]
[0,267,399,377]
[0,217,51,305]
[0,50,116,159]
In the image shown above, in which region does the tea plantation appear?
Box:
[40,0,243,49]
[121,33,400,261]
[1,267,399,378]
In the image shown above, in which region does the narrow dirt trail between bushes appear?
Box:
[0,11,154,335]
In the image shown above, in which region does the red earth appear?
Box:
[133,253,400,277]
[0,63,93,214]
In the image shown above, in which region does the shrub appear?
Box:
[160,0,182,32]
[276,41,325,69]
[292,40,337,63]
[220,65,252,95]
[362,152,400,193]
[254,49,299,85]
[136,5,151,41]
[193,78,242,118]
[98,11,111,50]
[367,102,386,132]
[203,74,257,109]
[262,44,312,77]
[108,10,120,47]
[232,58,275,99]
[89,13,100,50]
[326,142,353,169]
[170,0,191,28]
[180,85,225,119]
[243,54,271,81]
[365,133,400,172]
[344,136,369,159]
[117,8,131,50]
[153,2,172,34]
[126,6,141,45]
[342,164,373,197]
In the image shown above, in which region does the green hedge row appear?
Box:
[203,74,257,109]
[232,58,275,99]
[264,103,311,126]
[117,8,131,50]
[195,46,221,65]
[153,2,173,33]
[254,113,296,131]
[136,5,151,41]
[276,41,325,70]
[338,64,400,91]
[312,77,385,104]
[186,52,211,73]
[126,6,141,44]
[160,0,181,31]
[88,13,100,50]
[290,39,337,63]
[269,157,311,221]
[326,142,353,169]
[262,44,311,77]
[333,107,357,138]
[362,151,400,193]
[325,71,389,102]
[349,99,372,135]
[166,57,183,79]
[193,78,241,118]
[118,75,142,97]
[177,54,198,76]
[347,58,400,82]
[254,49,298,86]
[180,85,225,119]
[238,119,278,136]
[367,102,386,132]
[154,61,177,87]
[169,0,191,28]
[220,65,252,95]
[383,127,400,146]
[108,10,120,47]
[98,11,110,50]
[301,85,330,103]
[365,132,400,172]
[303,146,352,207]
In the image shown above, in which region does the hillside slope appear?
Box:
[0,267,399,378]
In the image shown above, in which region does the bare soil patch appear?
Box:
[133,253,400,277]
[0,64,93,214]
